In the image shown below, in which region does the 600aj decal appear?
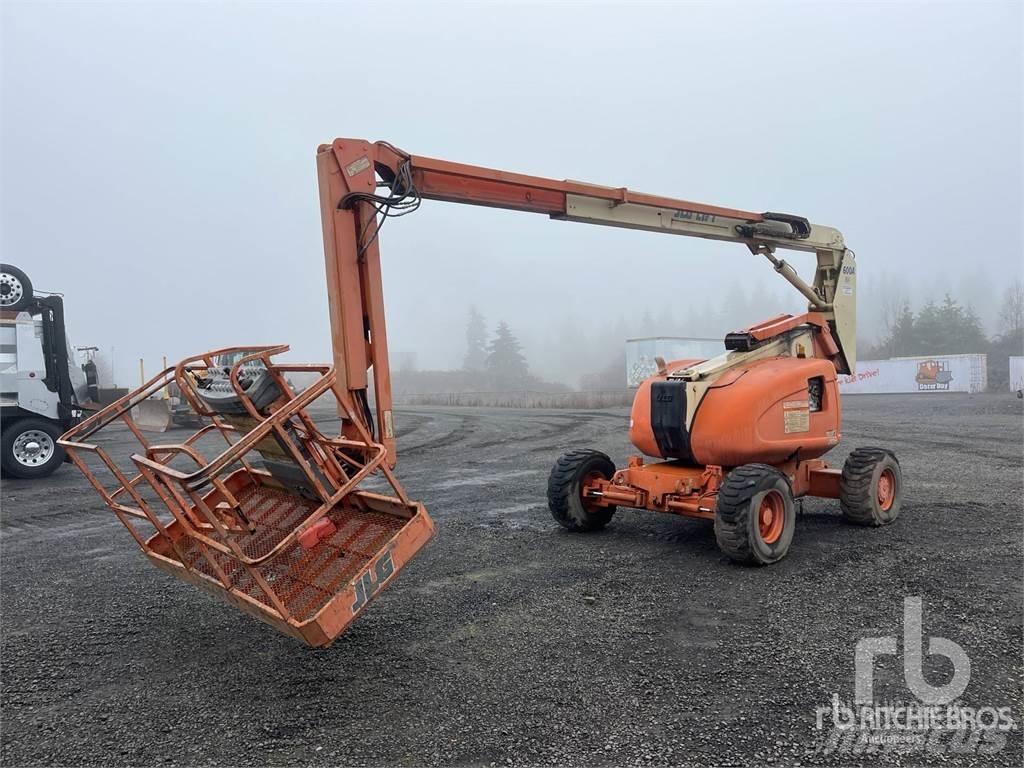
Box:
[351,550,395,614]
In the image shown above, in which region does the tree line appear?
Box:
[392,307,567,400]
[396,280,1023,399]
[864,280,1022,356]
[863,280,1022,390]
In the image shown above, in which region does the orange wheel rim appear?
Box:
[757,491,785,544]
[877,468,896,511]
[581,470,604,511]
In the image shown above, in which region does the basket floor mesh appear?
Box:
[169,484,405,622]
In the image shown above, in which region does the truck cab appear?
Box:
[0,265,88,478]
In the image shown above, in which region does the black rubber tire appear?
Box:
[840,448,902,526]
[0,264,33,311]
[1,417,65,479]
[547,449,617,532]
[714,463,796,565]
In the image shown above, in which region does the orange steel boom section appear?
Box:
[401,152,763,221]
[317,138,805,463]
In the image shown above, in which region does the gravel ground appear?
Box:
[2,394,1022,767]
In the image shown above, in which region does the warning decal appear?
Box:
[783,404,810,433]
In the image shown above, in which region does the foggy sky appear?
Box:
[2,1,1021,387]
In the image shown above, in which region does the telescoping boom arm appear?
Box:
[316,139,857,462]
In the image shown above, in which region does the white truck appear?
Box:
[0,265,88,478]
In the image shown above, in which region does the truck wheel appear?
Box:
[0,264,33,312]
[840,448,902,526]
[714,464,795,565]
[547,449,616,531]
[1,418,65,479]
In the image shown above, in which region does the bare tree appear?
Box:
[997,279,1024,337]
[877,275,909,356]
[462,306,488,371]
[398,350,418,373]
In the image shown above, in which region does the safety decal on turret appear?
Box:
[783,399,810,433]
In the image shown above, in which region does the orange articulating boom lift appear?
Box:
[60,139,902,647]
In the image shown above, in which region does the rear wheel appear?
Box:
[714,464,796,565]
[0,264,33,312]
[547,449,616,531]
[840,448,902,526]
[1,417,65,479]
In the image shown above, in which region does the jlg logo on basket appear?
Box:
[351,550,395,614]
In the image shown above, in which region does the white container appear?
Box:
[1009,356,1024,393]
[626,336,723,387]
[838,354,988,394]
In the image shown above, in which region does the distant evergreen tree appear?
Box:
[463,305,488,371]
[867,294,989,359]
[873,294,986,358]
[890,303,917,357]
[486,321,529,386]
[912,300,941,354]
[913,295,986,355]
[954,302,987,353]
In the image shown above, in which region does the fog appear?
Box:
[2,1,1021,388]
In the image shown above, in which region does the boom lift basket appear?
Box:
[58,345,433,647]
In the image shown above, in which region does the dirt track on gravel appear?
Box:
[2,394,1022,766]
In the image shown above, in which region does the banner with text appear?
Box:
[838,355,987,395]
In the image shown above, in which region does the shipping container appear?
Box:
[625,336,723,387]
[1009,356,1024,394]
[838,354,988,395]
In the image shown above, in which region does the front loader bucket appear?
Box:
[59,345,434,647]
[130,399,171,432]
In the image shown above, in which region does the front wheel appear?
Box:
[714,464,796,565]
[547,449,617,532]
[1,417,65,479]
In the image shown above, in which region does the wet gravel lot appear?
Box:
[2,394,1021,766]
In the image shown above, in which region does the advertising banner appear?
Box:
[838,354,987,395]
